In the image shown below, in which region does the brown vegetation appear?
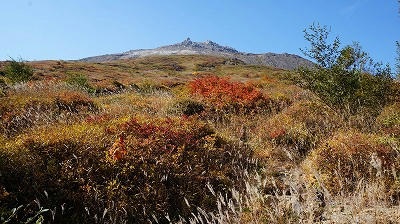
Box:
[1,55,400,223]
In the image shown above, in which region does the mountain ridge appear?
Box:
[79,38,314,70]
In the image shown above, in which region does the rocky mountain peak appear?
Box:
[181,37,193,46]
[79,39,314,70]
[204,40,215,45]
[165,38,239,54]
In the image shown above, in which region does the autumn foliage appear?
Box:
[106,116,216,162]
[101,116,251,222]
[188,76,266,110]
[0,112,251,222]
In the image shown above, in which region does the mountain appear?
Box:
[79,38,314,70]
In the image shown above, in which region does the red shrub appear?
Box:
[115,117,210,153]
[188,76,266,109]
[100,116,252,221]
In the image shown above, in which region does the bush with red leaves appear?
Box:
[101,116,252,222]
[188,76,267,111]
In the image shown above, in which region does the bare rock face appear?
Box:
[79,38,313,70]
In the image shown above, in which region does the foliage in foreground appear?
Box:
[0,110,252,223]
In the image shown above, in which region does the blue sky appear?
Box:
[1,0,399,68]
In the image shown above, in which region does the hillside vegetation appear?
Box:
[1,50,400,223]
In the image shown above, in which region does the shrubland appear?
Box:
[1,26,400,223]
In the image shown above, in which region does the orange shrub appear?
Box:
[188,76,266,110]
[108,135,127,161]
[55,91,96,112]
[85,113,112,124]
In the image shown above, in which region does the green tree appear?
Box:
[300,23,341,68]
[396,1,400,77]
[298,23,393,115]
[396,41,400,77]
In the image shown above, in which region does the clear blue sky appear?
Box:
[1,0,399,68]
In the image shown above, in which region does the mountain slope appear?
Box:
[79,38,314,70]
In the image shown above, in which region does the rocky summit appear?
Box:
[79,38,313,70]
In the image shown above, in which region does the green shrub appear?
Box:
[0,78,6,87]
[376,102,400,137]
[3,59,33,83]
[65,73,95,93]
[0,78,6,97]
[168,98,205,116]
[134,80,170,94]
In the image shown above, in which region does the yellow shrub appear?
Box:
[376,102,400,137]
[254,99,342,161]
[96,92,172,116]
[0,88,96,136]
[304,131,399,194]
